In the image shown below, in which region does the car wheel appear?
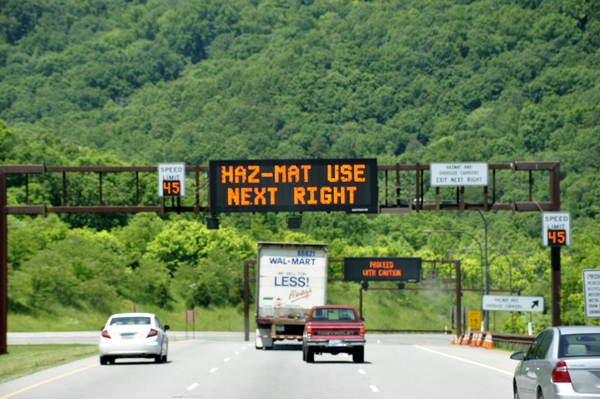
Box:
[154,355,162,363]
[353,347,364,363]
[306,347,315,363]
[514,388,519,399]
[100,356,108,365]
[161,353,168,363]
[537,389,544,399]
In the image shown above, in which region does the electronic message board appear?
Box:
[209,159,378,213]
[344,257,422,282]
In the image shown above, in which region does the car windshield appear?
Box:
[560,334,600,357]
[310,308,358,322]
[109,317,151,326]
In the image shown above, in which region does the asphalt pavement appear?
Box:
[1,333,516,399]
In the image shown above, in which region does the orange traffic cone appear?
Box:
[475,331,483,347]
[471,331,479,347]
[461,332,470,345]
[482,332,494,349]
[450,335,456,345]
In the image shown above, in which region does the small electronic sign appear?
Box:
[547,229,567,246]
[162,180,181,197]
[542,212,570,247]
[344,257,421,282]
[209,159,378,213]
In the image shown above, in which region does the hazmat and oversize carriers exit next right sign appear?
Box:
[429,162,488,187]
[344,257,421,282]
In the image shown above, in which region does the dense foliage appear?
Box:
[2,0,600,331]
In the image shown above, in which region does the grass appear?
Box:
[0,344,98,384]
[8,282,513,334]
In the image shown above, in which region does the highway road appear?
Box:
[1,334,517,399]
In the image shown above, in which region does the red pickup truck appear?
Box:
[302,305,366,363]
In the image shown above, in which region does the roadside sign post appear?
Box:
[185,310,196,339]
[541,210,569,327]
[583,270,600,325]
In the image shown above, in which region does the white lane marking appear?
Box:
[224,358,230,362]
[370,385,379,392]
[235,351,239,355]
[242,347,246,350]
[414,345,512,376]
[359,369,366,375]
[187,383,199,391]
[210,368,218,373]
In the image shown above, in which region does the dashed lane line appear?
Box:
[370,385,379,393]
[187,383,199,391]
[358,369,366,375]
[414,345,512,376]
[235,352,239,355]
[224,358,230,362]
[209,368,218,373]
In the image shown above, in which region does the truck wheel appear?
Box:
[353,347,364,363]
[306,347,315,363]
[302,346,306,361]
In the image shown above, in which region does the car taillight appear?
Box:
[552,361,572,383]
[101,330,111,339]
[147,329,158,338]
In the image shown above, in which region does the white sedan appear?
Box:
[99,313,170,365]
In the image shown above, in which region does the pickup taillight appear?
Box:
[360,327,365,337]
[307,326,312,338]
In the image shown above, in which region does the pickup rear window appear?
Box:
[310,308,358,322]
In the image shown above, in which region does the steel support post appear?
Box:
[359,288,363,318]
[0,173,6,355]
[455,260,461,337]
[550,163,561,326]
[244,259,250,342]
[551,247,561,326]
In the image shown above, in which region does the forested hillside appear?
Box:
[1,0,599,332]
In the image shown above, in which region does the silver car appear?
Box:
[99,313,170,365]
[511,326,600,399]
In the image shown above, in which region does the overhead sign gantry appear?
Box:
[0,160,562,355]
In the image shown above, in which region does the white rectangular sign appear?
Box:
[583,269,600,318]
[542,212,571,246]
[482,295,544,312]
[158,163,186,197]
[430,163,488,187]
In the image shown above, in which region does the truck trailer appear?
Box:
[255,242,328,349]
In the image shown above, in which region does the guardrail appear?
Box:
[491,332,536,345]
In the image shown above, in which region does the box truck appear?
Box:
[255,242,328,349]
